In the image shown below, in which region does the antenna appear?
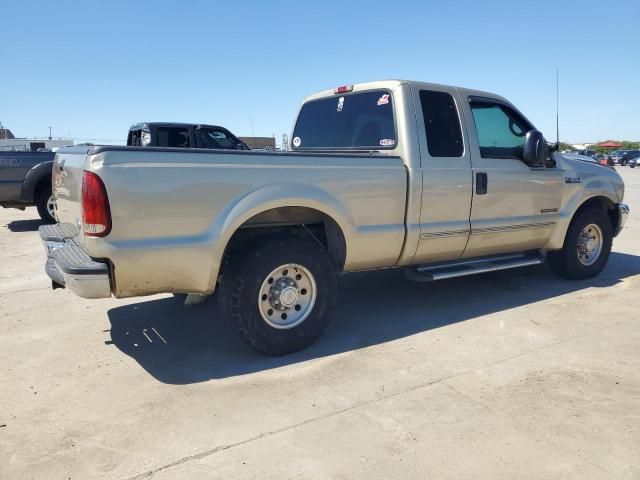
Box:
[555,68,559,144]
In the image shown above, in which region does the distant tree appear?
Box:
[591,145,609,154]
[558,142,574,151]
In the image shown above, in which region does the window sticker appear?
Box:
[337,96,344,112]
[377,94,390,106]
[293,136,302,147]
[379,139,395,147]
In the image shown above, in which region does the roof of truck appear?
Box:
[302,79,509,105]
[128,122,227,131]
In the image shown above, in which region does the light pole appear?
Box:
[48,126,52,140]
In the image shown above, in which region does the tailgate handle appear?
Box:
[476,172,488,195]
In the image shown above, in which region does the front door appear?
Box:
[461,96,564,258]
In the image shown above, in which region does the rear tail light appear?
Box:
[82,171,111,237]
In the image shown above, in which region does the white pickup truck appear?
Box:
[41,80,629,355]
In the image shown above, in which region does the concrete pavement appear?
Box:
[1,169,639,479]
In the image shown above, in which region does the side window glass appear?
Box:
[470,102,530,159]
[157,127,190,148]
[419,90,463,157]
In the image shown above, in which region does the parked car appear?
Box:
[630,156,640,168]
[127,122,249,150]
[609,150,625,164]
[0,151,56,222]
[619,150,640,166]
[592,154,612,166]
[576,149,597,158]
[39,80,629,355]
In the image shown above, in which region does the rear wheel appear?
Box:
[36,186,55,223]
[219,235,338,355]
[548,208,612,280]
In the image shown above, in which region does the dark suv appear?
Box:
[619,150,640,166]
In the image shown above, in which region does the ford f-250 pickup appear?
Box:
[39,80,629,355]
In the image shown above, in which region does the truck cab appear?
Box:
[127,122,250,150]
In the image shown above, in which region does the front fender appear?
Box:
[545,158,623,249]
[21,161,53,202]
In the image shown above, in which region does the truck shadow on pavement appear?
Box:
[107,251,640,384]
[6,219,45,232]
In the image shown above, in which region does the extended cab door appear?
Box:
[413,87,473,263]
[460,95,564,258]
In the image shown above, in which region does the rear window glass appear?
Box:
[292,90,396,150]
[157,127,190,148]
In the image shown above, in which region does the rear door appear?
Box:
[154,126,191,148]
[413,87,473,263]
[460,96,564,258]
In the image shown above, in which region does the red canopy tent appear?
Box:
[597,140,623,148]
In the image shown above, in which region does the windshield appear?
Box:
[292,90,396,150]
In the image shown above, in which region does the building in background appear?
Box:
[0,126,73,151]
[239,136,276,150]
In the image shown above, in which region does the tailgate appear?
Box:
[52,146,93,243]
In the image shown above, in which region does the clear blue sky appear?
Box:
[2,0,638,145]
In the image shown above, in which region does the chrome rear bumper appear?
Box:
[39,225,112,299]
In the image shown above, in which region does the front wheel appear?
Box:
[548,208,612,280]
[36,186,56,223]
[219,235,338,355]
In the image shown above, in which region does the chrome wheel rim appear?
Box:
[577,223,603,266]
[258,263,317,329]
[46,195,55,219]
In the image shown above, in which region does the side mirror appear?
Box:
[522,130,546,166]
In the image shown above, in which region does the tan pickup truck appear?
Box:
[40,80,629,355]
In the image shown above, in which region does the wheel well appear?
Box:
[223,207,347,270]
[33,177,51,202]
[574,196,618,232]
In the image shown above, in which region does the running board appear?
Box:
[405,253,544,282]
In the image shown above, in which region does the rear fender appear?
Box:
[205,183,355,289]
[21,161,53,202]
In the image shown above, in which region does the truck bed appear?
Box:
[53,146,408,297]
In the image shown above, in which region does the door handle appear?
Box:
[476,172,488,195]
